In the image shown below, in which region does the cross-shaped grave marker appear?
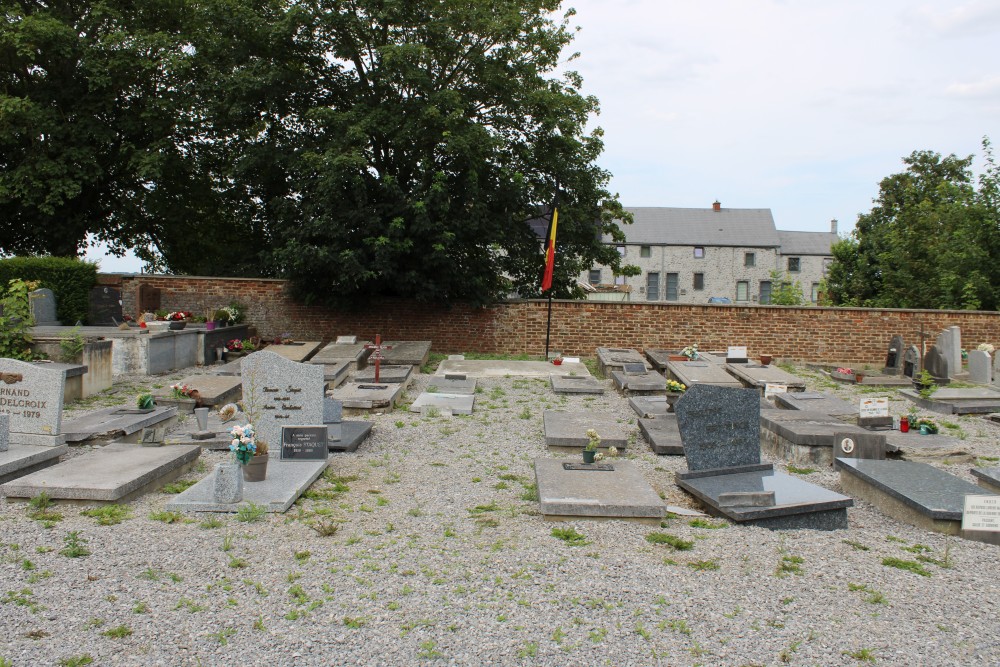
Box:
[364,334,393,383]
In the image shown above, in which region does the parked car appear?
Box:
[707,297,732,304]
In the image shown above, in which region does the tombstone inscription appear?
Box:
[241,352,324,451]
[0,358,66,446]
[280,426,329,461]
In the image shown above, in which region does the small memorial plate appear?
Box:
[562,463,615,472]
[280,426,329,461]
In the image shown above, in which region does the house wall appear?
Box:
[99,274,1000,365]
[777,253,831,303]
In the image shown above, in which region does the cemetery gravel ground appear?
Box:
[1,364,999,666]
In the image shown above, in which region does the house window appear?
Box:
[744,252,755,267]
[616,245,626,258]
[588,269,601,284]
[615,274,626,286]
[640,245,651,258]
[694,247,705,259]
[693,273,704,290]
[787,257,801,272]
[665,273,679,301]
[736,281,749,302]
[646,272,659,301]
[811,283,820,303]
[759,281,772,305]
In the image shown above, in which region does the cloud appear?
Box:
[945,75,1000,98]
[910,1,1000,36]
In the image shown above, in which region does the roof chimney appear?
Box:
[830,218,838,234]
[712,201,721,212]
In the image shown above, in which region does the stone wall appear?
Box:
[99,274,1000,365]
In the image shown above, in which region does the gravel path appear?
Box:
[2,363,999,666]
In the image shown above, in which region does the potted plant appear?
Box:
[680,344,699,360]
[914,417,938,435]
[230,423,269,481]
[225,338,245,358]
[583,429,601,464]
[136,393,155,411]
[166,311,190,330]
[759,354,772,366]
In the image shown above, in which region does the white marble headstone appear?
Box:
[967,350,993,385]
[240,352,324,451]
[0,359,66,446]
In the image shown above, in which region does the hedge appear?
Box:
[0,257,99,324]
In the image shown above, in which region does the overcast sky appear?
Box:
[89,0,1000,271]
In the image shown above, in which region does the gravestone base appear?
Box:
[352,365,413,385]
[534,458,665,522]
[638,417,684,455]
[0,445,69,485]
[329,421,373,453]
[165,459,328,513]
[543,411,627,450]
[410,392,475,415]
[760,430,836,467]
[550,375,604,395]
[899,388,1000,415]
[330,382,403,411]
[611,369,667,395]
[760,410,871,466]
[1,443,200,503]
[971,467,1000,494]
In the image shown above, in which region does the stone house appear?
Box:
[582,202,839,304]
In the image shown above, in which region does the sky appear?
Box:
[88,0,1000,272]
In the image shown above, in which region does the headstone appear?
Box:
[137,284,161,313]
[922,345,949,383]
[87,286,122,326]
[673,385,760,471]
[336,335,357,344]
[967,350,992,385]
[29,288,60,325]
[882,335,904,375]
[726,346,748,364]
[834,431,886,460]
[948,326,962,374]
[280,426,329,461]
[902,345,920,378]
[0,358,67,446]
[213,462,243,504]
[0,414,8,452]
[241,352,324,452]
[857,396,892,429]
[323,397,343,442]
[935,330,957,377]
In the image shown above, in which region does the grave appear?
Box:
[902,345,921,379]
[595,347,648,378]
[63,405,178,444]
[835,458,998,544]
[153,374,242,413]
[330,382,403,411]
[882,430,971,463]
[319,361,352,388]
[533,458,665,522]
[0,358,68,448]
[773,391,858,419]
[436,358,590,378]
[971,467,1000,494]
[88,285,123,326]
[637,416,684,455]
[324,398,372,453]
[725,345,749,364]
[643,349,683,373]
[29,288,60,326]
[922,345,950,385]
[410,392,475,416]
[935,327,962,378]
[165,457,328,513]
[426,376,477,395]
[550,374,604,395]
[164,408,235,450]
[898,386,1000,415]
[665,359,742,388]
[832,431,886,461]
[674,385,852,528]
[382,340,432,368]
[543,411,627,450]
[353,365,413,385]
[242,352,324,451]
[309,340,372,371]
[611,363,666,394]
[1,442,200,503]
[137,284,161,313]
[967,350,993,385]
[629,396,670,419]
[725,363,806,393]
[263,341,324,363]
[760,410,872,466]
[882,335,904,375]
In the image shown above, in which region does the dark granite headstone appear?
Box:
[834,431,885,460]
[674,384,760,471]
[902,345,920,379]
[923,345,949,382]
[882,335,904,375]
[88,286,122,326]
[137,284,161,314]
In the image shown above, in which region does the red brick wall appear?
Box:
[103,274,1000,365]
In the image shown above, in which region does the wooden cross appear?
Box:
[364,335,393,383]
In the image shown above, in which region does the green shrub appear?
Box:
[0,257,98,324]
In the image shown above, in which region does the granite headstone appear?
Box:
[0,358,66,445]
[240,352,324,452]
[902,345,920,378]
[88,286,123,326]
[0,413,8,452]
[323,397,343,442]
[967,350,992,385]
[29,288,60,325]
[674,384,760,471]
[882,335,904,375]
[923,345,949,382]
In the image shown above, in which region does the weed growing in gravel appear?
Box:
[236,503,267,523]
[687,560,720,571]
[102,625,133,639]
[418,640,443,659]
[133,601,149,614]
[58,655,94,667]
[844,647,877,662]
[344,616,367,628]
[27,492,63,526]
[848,583,887,604]
[645,533,694,550]
[786,465,816,475]
[312,519,340,537]
[689,518,727,529]
[519,483,539,502]
[161,480,196,494]
[882,557,931,577]
[199,516,224,529]
[149,511,184,524]
[221,533,234,551]
[81,504,132,526]
[228,556,249,569]
[175,597,207,612]
[209,627,237,645]
[843,539,869,551]
[27,570,52,584]
[776,555,804,577]
[551,526,589,546]
[2,588,44,613]
[663,618,692,635]
[60,532,90,558]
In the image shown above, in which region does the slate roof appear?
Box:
[608,207,781,247]
[777,230,839,256]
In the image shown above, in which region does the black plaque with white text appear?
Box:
[280,426,329,461]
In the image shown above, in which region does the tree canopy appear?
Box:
[1,0,632,304]
[824,140,1000,311]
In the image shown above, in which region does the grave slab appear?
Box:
[164,410,235,450]
[410,392,475,415]
[381,341,432,368]
[0,444,69,484]
[165,459,328,513]
[595,347,648,378]
[329,421,373,453]
[436,359,589,378]
[534,458,665,522]
[665,359,743,388]
[330,382,403,410]
[1,443,200,502]
[264,341,323,363]
[309,341,372,371]
[643,349,684,372]
[725,363,806,393]
[638,417,684,455]
[760,410,871,466]
[611,369,666,394]
[543,411,627,450]
[550,375,604,395]
[426,377,477,395]
[882,431,971,463]
[971,467,1000,494]
[629,396,669,418]
[320,361,352,388]
[153,374,242,410]
[62,406,178,443]
[773,391,858,418]
[898,387,1000,415]
[836,457,998,542]
[352,365,413,384]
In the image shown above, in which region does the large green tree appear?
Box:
[825,141,1000,310]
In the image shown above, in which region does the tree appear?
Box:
[767,270,804,305]
[825,142,1000,310]
[272,0,632,306]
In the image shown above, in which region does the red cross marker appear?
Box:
[364,335,393,383]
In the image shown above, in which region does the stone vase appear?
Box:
[213,462,243,504]
[194,407,209,431]
[169,321,187,330]
[242,454,269,482]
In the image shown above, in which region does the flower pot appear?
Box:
[759,355,772,366]
[668,355,687,362]
[855,373,865,384]
[169,321,187,330]
[919,425,930,435]
[242,454,268,482]
[582,450,596,464]
[205,321,217,331]
[552,358,563,365]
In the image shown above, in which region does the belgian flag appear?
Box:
[540,205,559,292]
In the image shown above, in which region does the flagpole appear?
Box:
[540,191,560,360]
[545,290,553,359]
